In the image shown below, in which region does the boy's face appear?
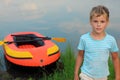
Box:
[90,15,109,34]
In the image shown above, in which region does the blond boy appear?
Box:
[74,5,120,80]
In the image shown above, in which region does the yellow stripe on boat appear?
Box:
[47,45,59,56]
[4,44,33,58]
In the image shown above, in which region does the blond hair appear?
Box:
[90,5,109,21]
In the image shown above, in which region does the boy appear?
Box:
[74,5,120,80]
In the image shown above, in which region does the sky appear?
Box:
[0,0,120,53]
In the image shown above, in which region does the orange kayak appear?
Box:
[3,32,60,67]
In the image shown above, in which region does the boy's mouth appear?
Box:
[96,28,102,30]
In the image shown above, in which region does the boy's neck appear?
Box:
[90,32,106,40]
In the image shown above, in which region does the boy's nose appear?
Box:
[97,22,101,27]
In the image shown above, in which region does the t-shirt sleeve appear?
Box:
[77,37,85,50]
[110,38,119,53]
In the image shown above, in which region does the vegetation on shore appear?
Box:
[0,45,116,80]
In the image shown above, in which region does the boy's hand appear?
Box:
[74,74,79,80]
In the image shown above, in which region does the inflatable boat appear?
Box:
[3,32,60,67]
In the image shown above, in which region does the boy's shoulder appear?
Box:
[106,33,115,40]
[80,32,90,38]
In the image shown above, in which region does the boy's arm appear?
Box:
[111,52,120,80]
[74,50,84,80]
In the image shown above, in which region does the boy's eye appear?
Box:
[93,20,98,23]
[101,20,105,23]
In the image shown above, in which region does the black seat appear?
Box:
[12,34,45,47]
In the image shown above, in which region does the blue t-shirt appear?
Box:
[78,32,119,78]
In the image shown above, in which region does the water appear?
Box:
[0,47,6,71]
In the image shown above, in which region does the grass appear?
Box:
[0,44,116,80]
[45,44,116,80]
[108,58,115,80]
[40,44,75,80]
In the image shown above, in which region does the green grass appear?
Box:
[44,45,115,80]
[0,45,116,80]
[41,44,75,80]
[108,58,115,80]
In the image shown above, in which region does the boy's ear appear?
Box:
[90,20,92,25]
[107,20,110,25]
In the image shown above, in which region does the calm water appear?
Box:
[0,30,120,71]
[0,47,6,71]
